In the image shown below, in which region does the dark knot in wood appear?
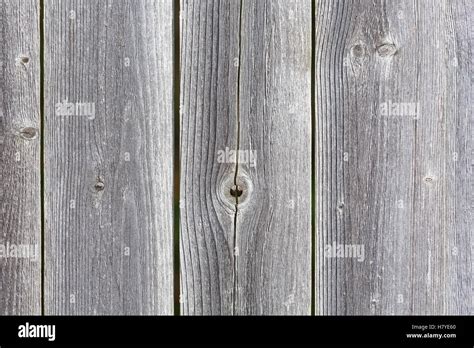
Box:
[376,43,397,57]
[230,185,243,198]
[94,177,105,191]
[19,127,38,140]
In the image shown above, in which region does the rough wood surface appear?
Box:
[0,0,471,316]
[180,0,311,315]
[314,0,473,315]
[0,0,41,315]
[236,0,312,314]
[44,0,174,315]
[179,0,240,315]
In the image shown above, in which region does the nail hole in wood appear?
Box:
[423,175,435,184]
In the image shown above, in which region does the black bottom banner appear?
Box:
[0,316,472,346]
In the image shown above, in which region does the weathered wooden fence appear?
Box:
[0,0,471,315]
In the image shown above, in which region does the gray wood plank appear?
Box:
[180,0,311,315]
[44,0,174,315]
[314,0,473,315]
[236,0,312,314]
[0,0,41,315]
[447,0,473,315]
[179,0,240,315]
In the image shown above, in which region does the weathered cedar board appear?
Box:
[314,0,472,315]
[237,0,312,314]
[0,0,41,315]
[180,0,311,315]
[44,0,174,314]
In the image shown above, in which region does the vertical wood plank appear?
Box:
[179,0,240,315]
[314,0,473,315]
[180,0,312,315]
[0,0,41,315]
[44,0,174,314]
[447,0,473,314]
[236,0,312,314]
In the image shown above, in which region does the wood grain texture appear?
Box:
[179,0,240,315]
[314,0,473,315]
[180,0,311,315]
[0,0,469,317]
[0,0,41,315]
[236,0,312,314]
[44,0,174,314]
